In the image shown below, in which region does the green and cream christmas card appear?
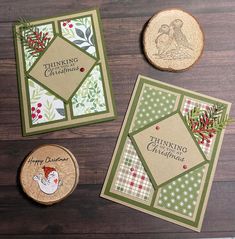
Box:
[14,9,116,136]
[101,75,232,231]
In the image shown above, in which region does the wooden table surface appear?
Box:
[0,0,235,238]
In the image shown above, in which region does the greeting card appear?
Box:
[101,75,232,231]
[14,9,116,136]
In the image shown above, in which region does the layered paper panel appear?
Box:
[101,75,231,232]
[14,9,116,136]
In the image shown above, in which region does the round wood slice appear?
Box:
[143,9,204,72]
[20,144,79,205]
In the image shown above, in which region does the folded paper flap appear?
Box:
[101,75,232,232]
[13,9,116,136]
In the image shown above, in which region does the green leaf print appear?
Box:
[62,27,75,38]
[85,27,91,39]
[44,100,55,121]
[71,65,106,116]
[74,17,89,27]
[74,24,94,51]
[75,28,85,39]
[73,39,85,45]
[31,88,44,103]
[56,108,65,116]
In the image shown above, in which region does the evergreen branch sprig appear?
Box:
[16,18,51,57]
[185,104,233,144]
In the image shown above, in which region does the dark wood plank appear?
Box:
[0,55,234,140]
[0,135,235,186]
[2,11,235,58]
[0,233,235,239]
[1,0,235,237]
[1,0,235,21]
[0,182,235,235]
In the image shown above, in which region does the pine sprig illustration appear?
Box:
[16,18,51,57]
[185,104,233,144]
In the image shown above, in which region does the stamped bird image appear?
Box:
[155,24,173,55]
[33,166,62,195]
[170,19,193,50]
[154,18,193,60]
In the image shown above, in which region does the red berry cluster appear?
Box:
[62,20,73,28]
[191,115,216,145]
[31,102,43,122]
[27,31,51,55]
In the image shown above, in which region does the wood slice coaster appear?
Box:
[143,9,204,72]
[20,144,79,205]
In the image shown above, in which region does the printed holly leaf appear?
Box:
[56,108,65,116]
[73,39,85,45]
[85,27,91,39]
[75,28,85,39]
[185,104,233,144]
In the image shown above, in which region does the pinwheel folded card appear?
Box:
[14,9,116,136]
[101,75,232,232]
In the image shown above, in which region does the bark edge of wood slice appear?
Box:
[20,144,79,205]
[143,8,204,72]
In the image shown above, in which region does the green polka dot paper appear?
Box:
[101,75,231,232]
[132,85,177,131]
[155,165,208,219]
[113,84,178,202]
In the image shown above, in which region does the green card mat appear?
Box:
[14,8,116,136]
[101,75,231,232]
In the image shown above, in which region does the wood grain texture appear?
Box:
[0,0,234,238]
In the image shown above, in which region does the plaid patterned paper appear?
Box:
[101,76,231,232]
[114,138,153,201]
[182,98,213,155]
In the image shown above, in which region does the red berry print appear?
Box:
[132,173,137,177]
[130,182,134,187]
[69,24,73,28]
[31,102,43,123]
[183,165,187,169]
[62,20,71,27]
[155,125,160,130]
[80,67,85,72]
[141,176,145,180]
[138,185,143,189]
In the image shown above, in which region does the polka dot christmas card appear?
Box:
[14,9,116,136]
[101,75,232,232]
